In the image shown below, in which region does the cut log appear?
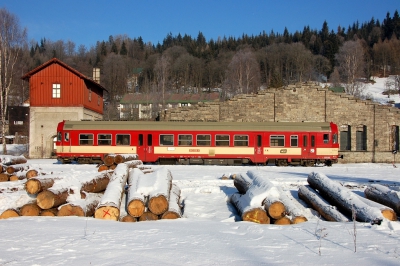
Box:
[80,171,113,193]
[126,168,146,217]
[9,174,26,181]
[147,167,173,215]
[103,154,115,166]
[233,173,253,194]
[20,203,41,216]
[58,193,102,217]
[161,183,182,219]
[98,164,109,172]
[25,177,56,195]
[114,154,138,164]
[36,189,70,209]
[40,208,58,216]
[0,209,20,219]
[275,186,308,224]
[95,206,120,220]
[120,215,137,222]
[0,155,27,166]
[273,216,292,225]
[0,173,9,182]
[355,192,397,221]
[298,185,349,222]
[94,162,132,221]
[6,163,30,174]
[230,193,270,224]
[263,186,286,220]
[264,200,286,220]
[364,184,400,215]
[307,172,394,222]
[139,210,159,221]
[26,169,41,179]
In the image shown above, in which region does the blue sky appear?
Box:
[2,1,399,49]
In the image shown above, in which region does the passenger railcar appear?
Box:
[55,120,341,166]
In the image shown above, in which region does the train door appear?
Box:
[62,132,70,153]
[302,133,316,158]
[254,134,264,163]
[137,133,154,162]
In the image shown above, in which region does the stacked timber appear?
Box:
[0,155,37,182]
[306,172,397,222]
[0,154,151,220]
[231,171,308,225]
[125,167,182,222]
[98,154,139,172]
[0,155,27,166]
[230,172,271,224]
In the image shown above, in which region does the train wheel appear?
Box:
[325,160,332,167]
[304,160,315,167]
[277,159,288,167]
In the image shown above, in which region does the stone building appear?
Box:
[162,82,400,164]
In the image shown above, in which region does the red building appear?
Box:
[21,58,107,158]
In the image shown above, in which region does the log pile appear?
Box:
[122,166,182,222]
[97,153,139,172]
[1,154,180,221]
[0,155,43,182]
[231,170,308,225]
[304,172,397,223]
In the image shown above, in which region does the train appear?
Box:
[55,120,341,166]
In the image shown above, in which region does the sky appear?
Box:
[1,0,399,49]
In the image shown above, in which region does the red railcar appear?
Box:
[55,120,341,166]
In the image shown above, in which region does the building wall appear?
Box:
[29,107,103,158]
[28,63,103,114]
[162,82,400,164]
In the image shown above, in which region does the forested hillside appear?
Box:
[10,10,400,120]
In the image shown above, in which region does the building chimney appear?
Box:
[93,68,100,83]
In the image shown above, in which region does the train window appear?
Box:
[257,135,262,147]
[64,133,69,141]
[160,134,174,146]
[270,135,284,146]
[197,134,211,146]
[323,134,329,144]
[148,134,152,146]
[290,135,298,147]
[311,135,315,147]
[117,134,130,145]
[234,135,248,146]
[98,134,112,145]
[57,132,62,141]
[303,135,307,147]
[79,134,93,145]
[178,135,192,146]
[216,135,229,146]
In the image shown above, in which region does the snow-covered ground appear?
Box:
[1,160,400,265]
[1,78,400,265]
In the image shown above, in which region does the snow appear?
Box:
[1,160,400,265]
[1,78,400,264]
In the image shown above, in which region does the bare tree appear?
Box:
[155,54,171,107]
[0,8,27,154]
[225,47,260,95]
[335,40,366,97]
[373,39,391,77]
